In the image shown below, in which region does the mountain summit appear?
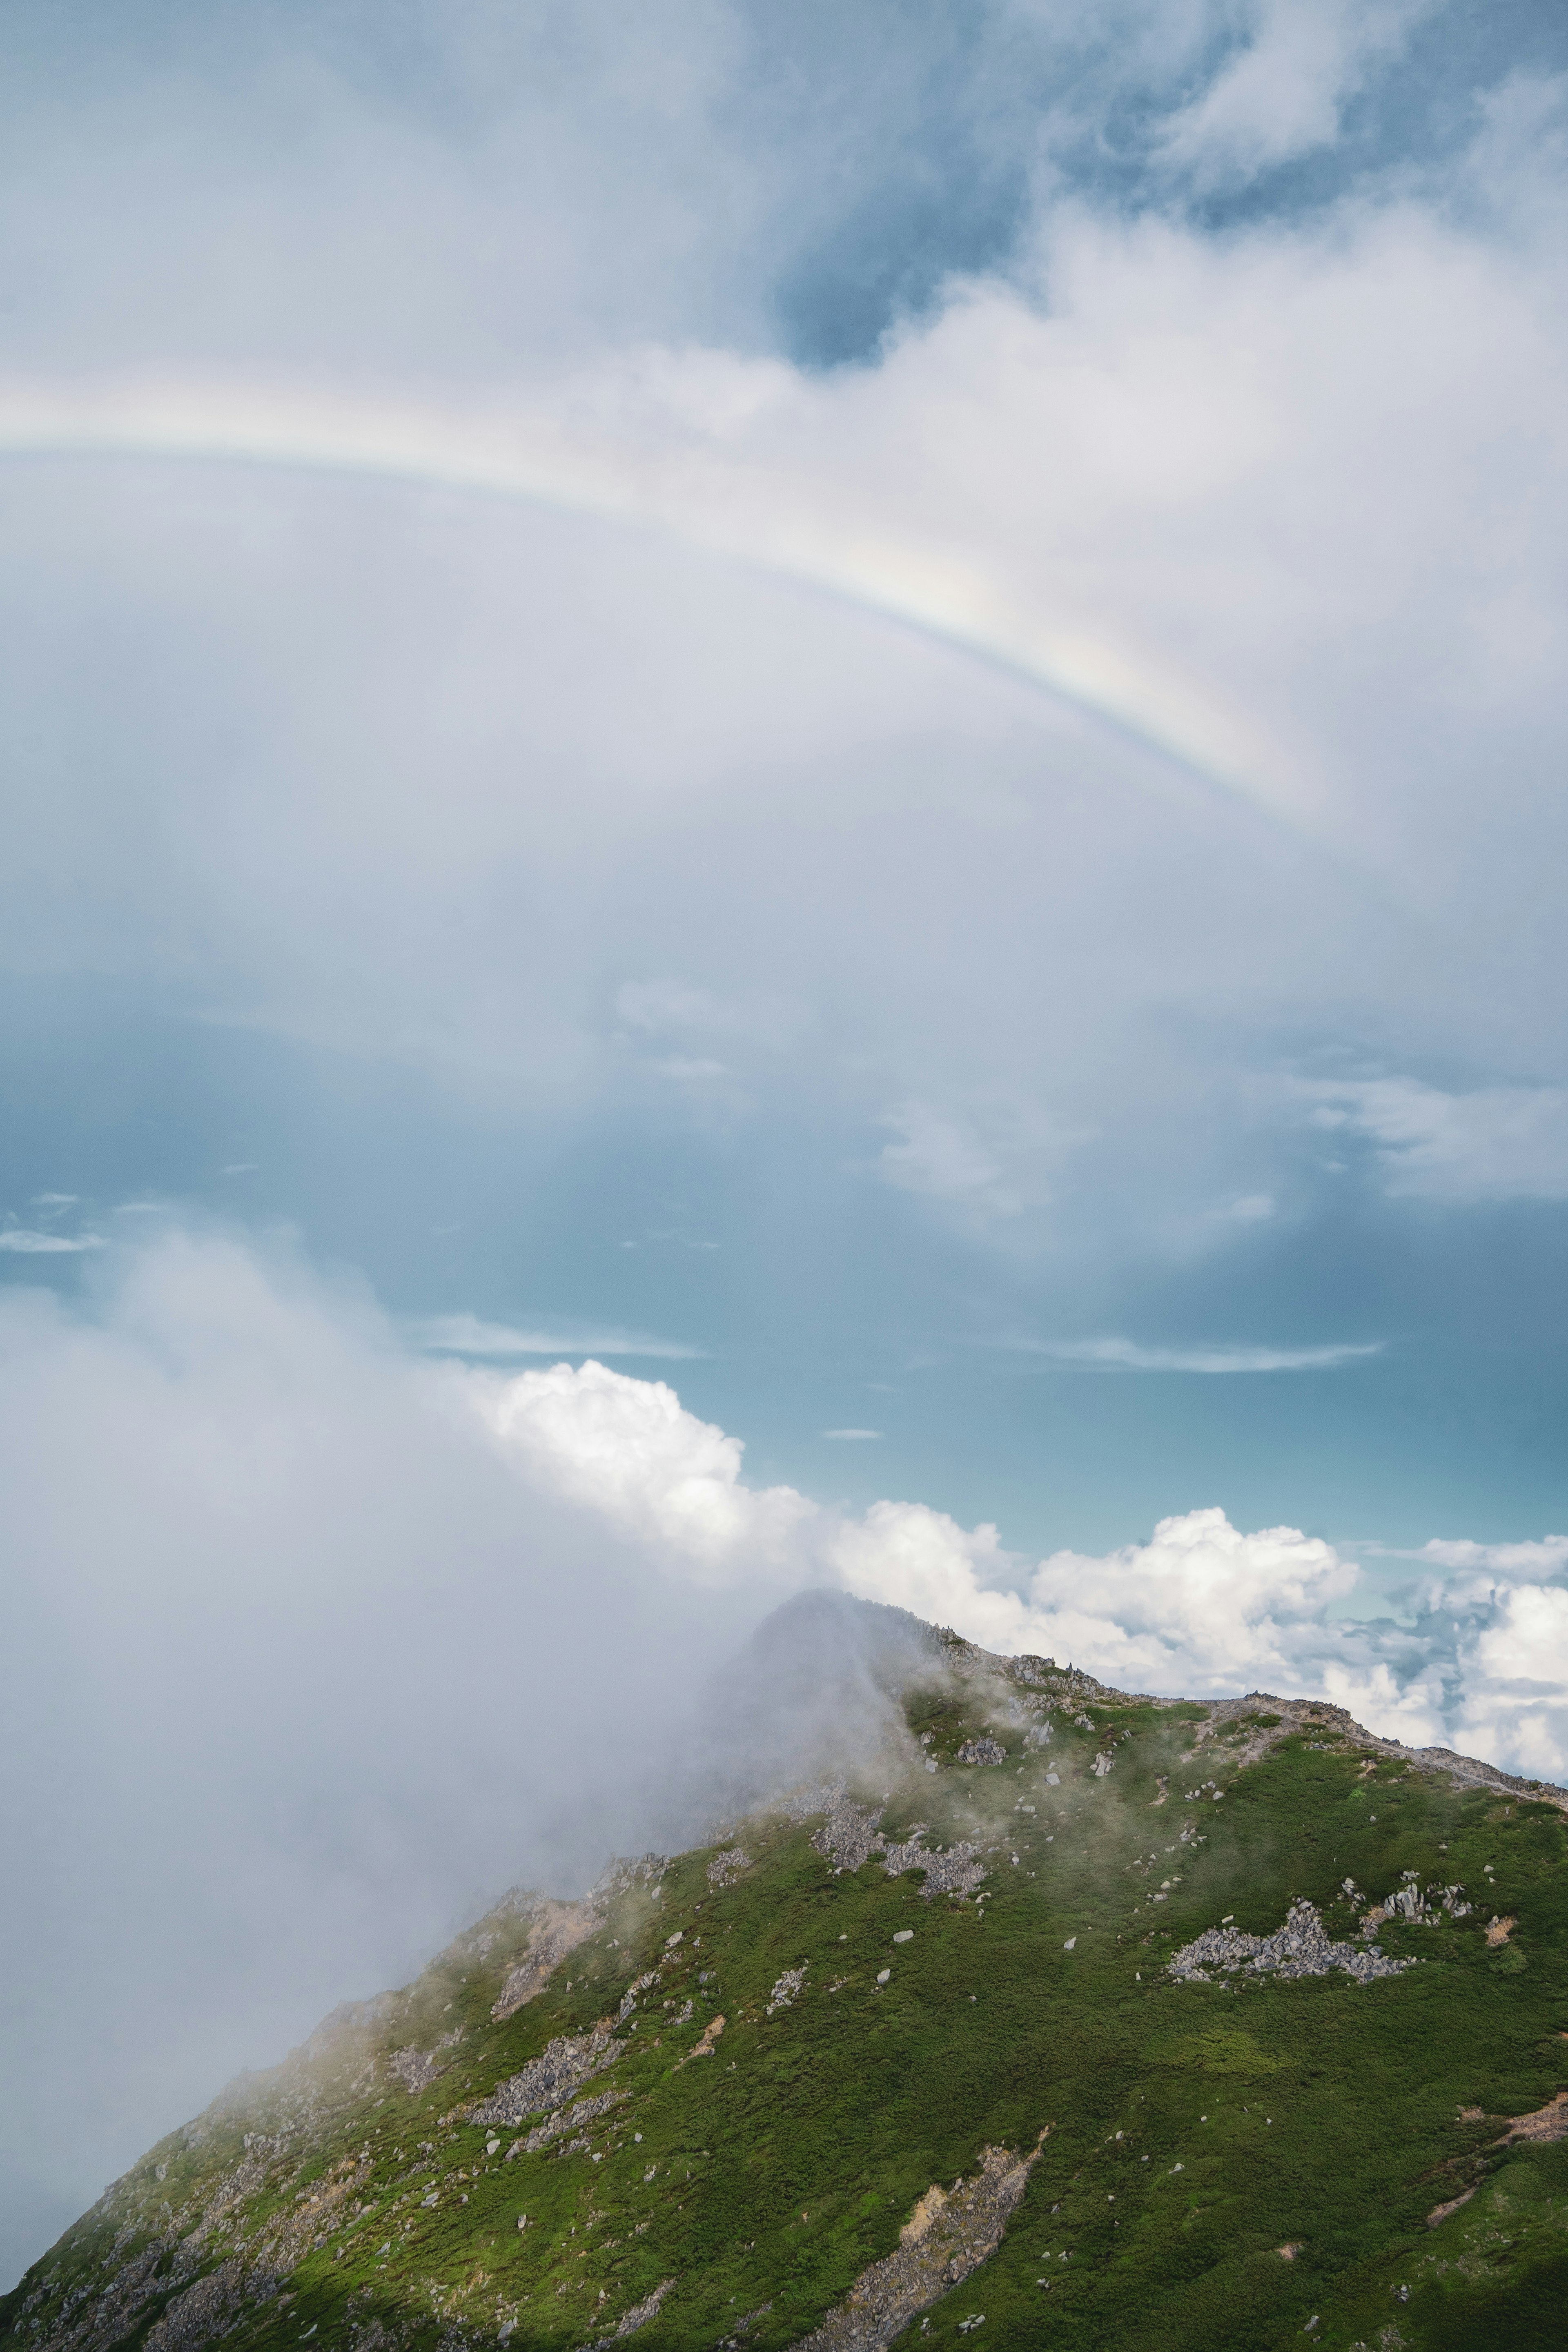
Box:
[6,1604,1566,2351]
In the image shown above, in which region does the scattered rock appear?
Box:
[387,2047,448,2095]
[767,1967,808,2016]
[523,2085,628,2154]
[707,1849,751,1889]
[957,1738,1007,1767]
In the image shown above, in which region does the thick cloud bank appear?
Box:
[479,1341,1568,1781]
[0,1234,760,2287]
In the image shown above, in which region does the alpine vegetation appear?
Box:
[4,1598,1566,2352]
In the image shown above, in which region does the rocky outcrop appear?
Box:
[469,2030,619,2128]
[1169,1901,1415,1986]
[780,1784,987,1901]
[584,2278,674,2347]
[789,2138,1046,2351]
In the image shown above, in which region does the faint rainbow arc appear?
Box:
[0,373,1297,816]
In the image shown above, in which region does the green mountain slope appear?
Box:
[7,1606,1567,2352]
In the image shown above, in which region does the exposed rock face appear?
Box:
[956,1738,1007,1768]
[706,1849,751,1889]
[468,2030,619,2127]
[1169,1901,1416,1986]
[1497,2090,1568,2146]
[490,1900,603,2022]
[141,2263,253,2352]
[789,2139,1045,2352]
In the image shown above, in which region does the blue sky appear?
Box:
[5,0,1568,2285]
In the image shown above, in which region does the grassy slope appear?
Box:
[5,1644,1566,2352]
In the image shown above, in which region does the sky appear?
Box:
[4,0,1568,2286]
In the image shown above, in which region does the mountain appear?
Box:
[5,1598,1566,2352]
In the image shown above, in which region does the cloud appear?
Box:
[0,1227,105,1253]
[615,978,804,1049]
[411,1312,705,1361]
[470,1354,814,1579]
[875,1100,1083,1222]
[1223,1194,1275,1222]
[438,1333,1568,1789]
[1303,1078,1568,1202]
[823,1427,882,1440]
[1007,1336,1383,1373]
[3,79,1568,1283]
[1413,1535,1568,1576]
[1157,0,1433,183]
[0,1234,760,2287]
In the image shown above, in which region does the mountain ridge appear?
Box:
[7,1602,1567,2352]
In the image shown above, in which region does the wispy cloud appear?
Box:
[1005,1336,1383,1374]
[1301,1078,1568,1203]
[822,1428,883,1440]
[0,1228,105,1255]
[410,1312,705,1361]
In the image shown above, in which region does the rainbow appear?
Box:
[0,372,1298,815]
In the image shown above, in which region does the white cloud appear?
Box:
[1224,1193,1275,1221]
[1454,1584,1568,1781]
[877,1101,1013,1209]
[615,978,804,1049]
[0,1228,105,1254]
[651,1055,728,1081]
[1301,1078,1568,1202]
[823,1427,882,1440]
[1412,1535,1568,1576]
[411,1312,705,1360]
[1008,1336,1381,1373]
[875,1099,1083,1221]
[1158,0,1433,182]
[413,1342,1568,1786]
[470,1355,813,1579]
